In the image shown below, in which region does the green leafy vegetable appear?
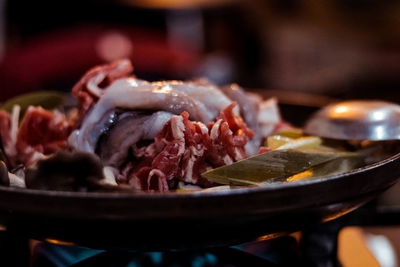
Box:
[266,127,323,151]
[274,128,303,139]
[286,154,363,182]
[269,136,322,150]
[1,91,66,118]
[201,149,361,186]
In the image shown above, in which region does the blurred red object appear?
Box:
[0,25,199,101]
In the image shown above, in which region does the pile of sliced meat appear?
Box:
[0,106,72,169]
[118,103,255,191]
[0,59,283,191]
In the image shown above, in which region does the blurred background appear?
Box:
[1,0,400,102]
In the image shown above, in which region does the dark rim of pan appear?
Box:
[0,151,399,199]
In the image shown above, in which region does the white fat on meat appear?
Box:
[222,84,262,130]
[210,119,223,140]
[182,143,205,184]
[243,98,281,156]
[124,78,237,119]
[69,78,236,155]
[221,84,283,156]
[98,111,174,167]
[258,98,281,136]
[81,59,134,98]
[157,80,237,118]
[69,79,205,153]
[170,114,185,140]
[69,69,282,171]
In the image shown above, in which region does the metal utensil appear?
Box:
[304,100,400,140]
